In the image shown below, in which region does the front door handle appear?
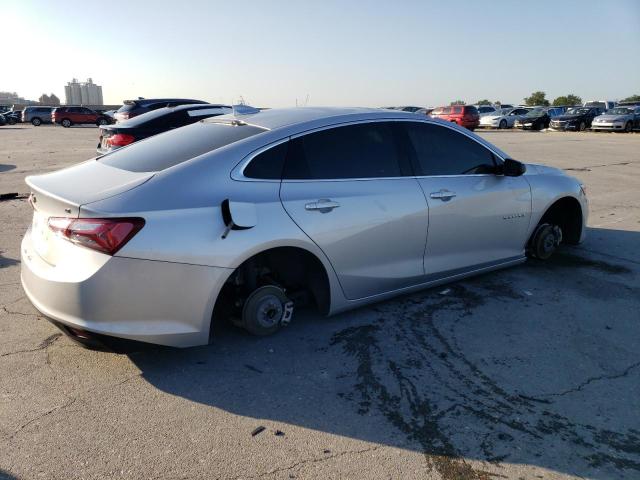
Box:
[305,199,341,212]
[430,190,457,201]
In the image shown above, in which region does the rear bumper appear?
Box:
[21,231,232,347]
[96,146,118,156]
[455,119,480,129]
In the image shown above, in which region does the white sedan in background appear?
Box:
[480,107,532,129]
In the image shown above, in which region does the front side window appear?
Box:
[404,122,497,176]
[283,122,403,180]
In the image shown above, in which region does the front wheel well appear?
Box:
[537,196,583,245]
[210,247,331,337]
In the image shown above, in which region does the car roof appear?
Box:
[209,106,418,131]
[113,104,232,127]
[125,98,206,106]
[166,103,231,112]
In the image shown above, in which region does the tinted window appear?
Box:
[404,122,496,176]
[464,106,478,115]
[283,122,403,180]
[100,123,266,172]
[244,142,288,179]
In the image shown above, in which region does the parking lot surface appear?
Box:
[1,125,639,480]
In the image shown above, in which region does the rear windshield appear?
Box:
[117,103,139,113]
[99,122,266,172]
[463,106,478,114]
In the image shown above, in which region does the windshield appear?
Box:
[524,109,545,117]
[606,108,632,115]
[565,108,590,115]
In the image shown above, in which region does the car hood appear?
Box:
[482,114,502,121]
[518,116,543,122]
[596,114,629,122]
[554,114,585,121]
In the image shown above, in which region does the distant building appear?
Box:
[64,78,103,105]
[0,91,28,105]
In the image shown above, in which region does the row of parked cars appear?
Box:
[3,98,639,139]
[385,100,640,133]
[0,106,113,127]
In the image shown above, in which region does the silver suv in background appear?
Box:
[22,106,55,126]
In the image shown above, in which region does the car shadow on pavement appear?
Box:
[128,227,640,480]
[0,251,19,269]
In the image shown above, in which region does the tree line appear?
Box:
[450,94,640,107]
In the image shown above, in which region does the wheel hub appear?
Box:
[255,295,283,328]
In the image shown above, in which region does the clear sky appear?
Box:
[3,0,639,107]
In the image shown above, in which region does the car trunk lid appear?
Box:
[26,160,154,265]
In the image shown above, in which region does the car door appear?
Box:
[82,108,97,123]
[402,121,531,277]
[67,107,81,123]
[279,121,429,300]
[635,108,640,129]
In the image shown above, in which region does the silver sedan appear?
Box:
[479,107,532,129]
[21,107,588,347]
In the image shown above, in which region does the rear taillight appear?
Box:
[107,133,135,147]
[48,217,145,255]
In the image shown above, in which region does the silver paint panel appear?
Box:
[280,178,429,299]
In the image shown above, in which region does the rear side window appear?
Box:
[404,122,496,176]
[453,106,463,114]
[100,123,266,172]
[283,122,403,180]
[244,142,288,179]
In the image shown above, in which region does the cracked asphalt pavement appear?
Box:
[1,126,639,479]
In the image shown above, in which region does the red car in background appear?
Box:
[430,105,480,130]
[52,106,111,128]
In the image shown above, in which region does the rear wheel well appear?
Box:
[210,247,331,337]
[537,197,583,245]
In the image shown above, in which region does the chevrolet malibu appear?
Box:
[21,107,588,348]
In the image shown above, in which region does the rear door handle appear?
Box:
[430,190,457,201]
[305,199,341,212]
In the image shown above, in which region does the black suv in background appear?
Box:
[549,107,603,131]
[97,103,231,154]
[113,98,208,122]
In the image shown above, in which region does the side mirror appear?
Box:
[502,158,526,177]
